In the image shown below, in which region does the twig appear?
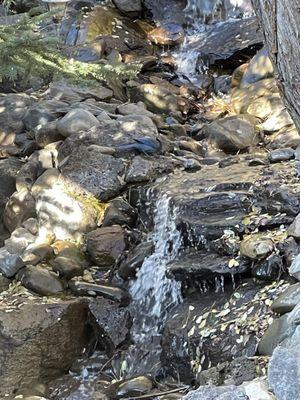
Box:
[123,386,190,400]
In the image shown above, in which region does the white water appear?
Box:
[126,193,183,374]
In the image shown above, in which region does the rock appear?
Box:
[260,108,294,132]
[241,47,274,86]
[271,283,300,314]
[287,215,300,240]
[148,22,185,45]
[32,169,99,241]
[231,63,248,87]
[106,376,153,399]
[69,281,130,306]
[268,125,300,150]
[239,234,274,260]
[214,75,231,94]
[0,297,88,398]
[289,253,300,281]
[252,255,282,281]
[5,227,36,255]
[0,247,25,278]
[88,298,131,354]
[43,82,113,103]
[127,82,189,114]
[112,0,142,17]
[117,102,154,119]
[22,218,39,235]
[17,265,64,296]
[183,385,247,400]
[34,121,64,148]
[56,108,100,138]
[102,198,137,228]
[268,326,300,400]
[242,379,276,400]
[0,274,11,293]
[52,240,83,259]
[3,189,36,233]
[21,243,54,266]
[15,159,40,192]
[268,147,295,163]
[245,95,283,120]
[86,226,127,268]
[125,156,175,183]
[52,256,84,279]
[60,147,125,201]
[118,242,154,279]
[23,106,56,131]
[206,116,260,153]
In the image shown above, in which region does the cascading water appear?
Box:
[125,193,183,375]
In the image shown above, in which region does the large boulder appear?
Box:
[0,297,88,398]
[56,108,100,138]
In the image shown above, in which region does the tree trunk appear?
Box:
[252,0,300,132]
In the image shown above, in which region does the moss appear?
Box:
[66,190,107,225]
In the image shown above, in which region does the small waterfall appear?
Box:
[126,193,182,375]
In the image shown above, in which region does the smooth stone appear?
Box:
[56,108,100,138]
[21,243,54,266]
[268,147,295,163]
[183,385,247,400]
[241,47,274,86]
[240,234,274,260]
[112,0,142,17]
[68,281,130,306]
[289,253,300,280]
[102,198,137,228]
[22,218,39,235]
[4,189,36,233]
[260,108,294,132]
[86,226,127,268]
[5,228,36,255]
[52,256,84,280]
[271,283,300,314]
[0,247,25,278]
[106,376,153,399]
[17,265,64,296]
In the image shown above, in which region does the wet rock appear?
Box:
[125,156,175,183]
[189,17,263,70]
[3,189,36,233]
[0,297,88,398]
[206,116,260,153]
[102,198,137,228]
[112,0,142,17]
[106,376,153,399]
[148,22,184,45]
[86,226,127,268]
[52,256,84,279]
[271,283,300,314]
[241,47,274,87]
[21,243,54,266]
[56,108,100,138]
[5,227,36,255]
[252,255,282,281]
[0,247,25,277]
[268,326,300,400]
[69,281,130,306]
[167,250,249,284]
[289,253,300,281]
[268,147,295,163]
[32,169,98,241]
[240,234,274,260]
[118,241,154,280]
[88,298,131,354]
[17,265,64,296]
[60,146,125,202]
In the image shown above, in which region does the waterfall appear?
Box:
[126,193,183,375]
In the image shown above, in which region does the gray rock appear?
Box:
[3,189,36,233]
[43,82,113,103]
[271,283,300,314]
[52,256,83,280]
[56,108,100,138]
[260,108,294,132]
[125,156,175,183]
[22,218,39,235]
[183,385,247,400]
[34,121,63,148]
[0,298,88,398]
[21,243,54,266]
[17,265,64,296]
[112,0,142,16]
[268,326,300,400]
[0,274,11,293]
[5,227,36,255]
[289,253,300,280]
[239,234,274,260]
[241,47,274,86]
[60,147,125,201]
[147,22,185,46]
[102,198,137,228]
[88,297,131,354]
[206,116,260,153]
[23,107,56,131]
[118,242,154,279]
[0,247,25,278]
[268,147,295,163]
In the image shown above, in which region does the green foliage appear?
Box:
[0,12,141,87]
